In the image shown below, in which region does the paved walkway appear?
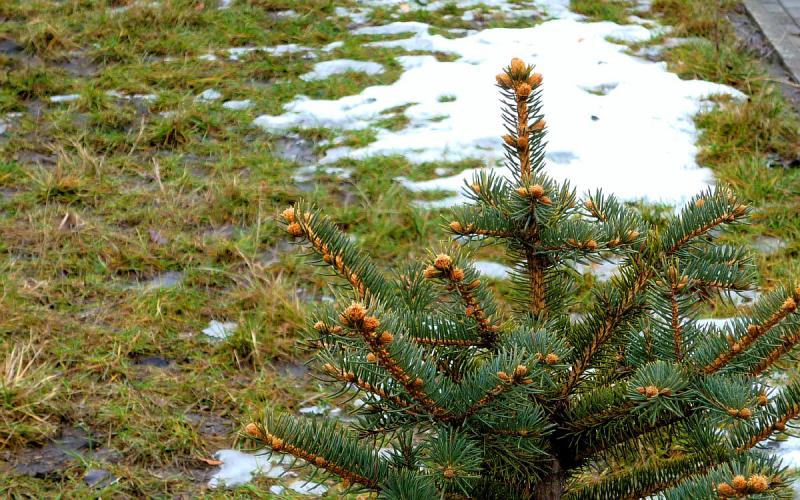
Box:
[744,0,800,82]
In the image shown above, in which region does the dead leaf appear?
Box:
[199,457,223,466]
[195,2,205,11]
[58,212,80,231]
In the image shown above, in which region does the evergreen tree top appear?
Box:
[245,58,800,499]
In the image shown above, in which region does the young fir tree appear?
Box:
[244,59,800,499]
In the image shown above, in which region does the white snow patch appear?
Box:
[300,59,385,81]
[270,485,285,494]
[196,88,222,102]
[227,44,313,61]
[202,320,238,340]
[199,53,218,61]
[575,258,621,281]
[324,41,344,52]
[770,435,800,470]
[49,94,80,103]
[208,449,288,488]
[254,13,744,208]
[222,99,253,110]
[218,0,232,9]
[289,480,328,495]
[474,261,511,280]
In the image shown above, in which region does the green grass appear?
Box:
[1,0,799,496]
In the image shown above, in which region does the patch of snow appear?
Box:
[300,59,384,81]
[289,480,328,496]
[208,449,287,488]
[227,44,313,61]
[753,236,787,255]
[766,435,800,470]
[254,11,743,208]
[218,0,232,9]
[474,261,511,280]
[335,6,369,24]
[574,258,621,281]
[196,88,222,102]
[49,94,80,103]
[270,485,285,494]
[202,320,238,340]
[199,53,218,61]
[222,99,253,110]
[324,41,345,52]
[696,318,736,329]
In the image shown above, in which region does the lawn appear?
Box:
[1,0,798,497]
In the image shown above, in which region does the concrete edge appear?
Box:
[742,0,800,83]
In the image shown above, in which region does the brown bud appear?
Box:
[345,302,367,322]
[608,238,621,247]
[732,342,741,353]
[694,198,705,208]
[517,135,528,149]
[470,183,481,193]
[775,421,786,431]
[660,388,672,396]
[286,223,303,236]
[585,240,598,251]
[516,187,529,197]
[727,407,739,417]
[516,83,532,98]
[413,377,424,388]
[496,73,513,88]
[510,57,526,75]
[758,393,768,406]
[281,207,296,222]
[626,230,639,240]
[513,365,528,378]
[502,134,516,147]
[322,363,335,373]
[332,325,343,334]
[644,385,659,398]
[314,321,326,331]
[449,221,463,233]
[545,353,559,365]
[451,267,465,281]
[379,331,394,344]
[717,483,735,496]
[636,386,646,394]
[528,73,543,87]
[732,475,747,491]
[584,199,595,210]
[314,456,326,467]
[270,437,284,450]
[747,474,769,492]
[782,297,797,312]
[747,324,759,336]
[529,184,545,198]
[323,254,332,263]
[341,479,350,489]
[738,407,752,419]
[366,353,377,363]
[733,203,748,217]
[532,119,546,131]
[423,265,439,279]
[443,466,456,479]
[244,423,263,439]
[434,254,453,270]
[497,371,510,381]
[362,316,380,332]
[539,196,552,205]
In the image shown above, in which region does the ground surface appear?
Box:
[1,0,800,498]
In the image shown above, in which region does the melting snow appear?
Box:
[255,4,743,208]
[222,99,253,110]
[49,94,81,103]
[289,480,328,495]
[300,59,384,81]
[196,88,222,102]
[474,261,511,280]
[202,320,238,340]
[208,449,287,488]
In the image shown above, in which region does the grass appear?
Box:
[1,0,799,496]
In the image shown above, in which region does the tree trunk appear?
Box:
[534,459,563,499]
